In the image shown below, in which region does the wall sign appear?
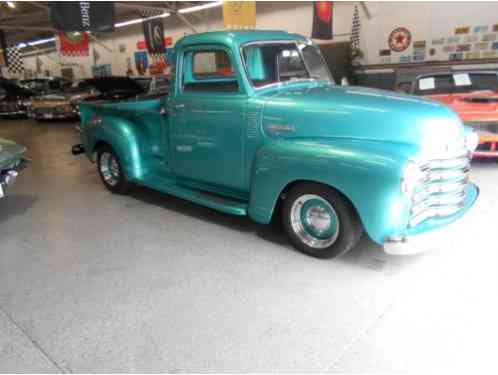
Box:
[455,27,470,34]
[388,27,412,52]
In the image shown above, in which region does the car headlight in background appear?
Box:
[401,160,426,195]
[464,130,479,153]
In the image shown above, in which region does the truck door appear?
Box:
[169,45,246,191]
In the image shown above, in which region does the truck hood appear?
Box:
[260,83,465,155]
[0,138,26,168]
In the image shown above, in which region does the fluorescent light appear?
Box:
[6,1,15,9]
[18,37,56,49]
[114,18,144,28]
[115,12,170,29]
[178,1,222,14]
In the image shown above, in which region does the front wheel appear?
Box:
[282,183,363,258]
[96,145,130,194]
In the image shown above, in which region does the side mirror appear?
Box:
[341,77,349,86]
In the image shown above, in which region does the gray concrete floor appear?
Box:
[0,118,497,373]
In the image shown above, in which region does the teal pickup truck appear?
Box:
[74,30,479,258]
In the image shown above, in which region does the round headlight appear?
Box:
[401,161,425,195]
[465,130,479,153]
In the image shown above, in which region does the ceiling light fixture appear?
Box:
[6,1,15,9]
[114,11,170,29]
[178,1,222,14]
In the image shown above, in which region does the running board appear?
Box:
[142,175,248,216]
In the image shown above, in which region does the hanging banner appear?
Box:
[6,45,24,76]
[0,30,7,67]
[312,1,333,40]
[223,1,256,29]
[49,2,115,32]
[59,32,89,56]
[141,12,165,54]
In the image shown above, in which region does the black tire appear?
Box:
[96,145,130,194]
[282,182,363,259]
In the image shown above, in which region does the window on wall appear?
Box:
[183,49,238,93]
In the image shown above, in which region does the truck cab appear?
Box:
[75,30,479,258]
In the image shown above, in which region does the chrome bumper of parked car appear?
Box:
[0,158,30,198]
[384,183,479,255]
[0,110,26,116]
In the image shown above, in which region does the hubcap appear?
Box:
[290,194,340,249]
[99,152,120,186]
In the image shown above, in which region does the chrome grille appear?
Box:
[409,148,470,227]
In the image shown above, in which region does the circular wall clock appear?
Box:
[388,27,412,52]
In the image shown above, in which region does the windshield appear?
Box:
[242,41,333,88]
[415,73,498,95]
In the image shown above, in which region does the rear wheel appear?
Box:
[282,182,363,258]
[96,145,130,194]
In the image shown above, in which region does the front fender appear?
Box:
[248,138,419,244]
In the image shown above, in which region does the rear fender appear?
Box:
[82,114,143,181]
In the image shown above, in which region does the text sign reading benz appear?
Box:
[49,2,115,32]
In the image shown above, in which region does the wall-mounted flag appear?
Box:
[134,51,148,76]
[312,1,333,40]
[49,2,115,32]
[223,1,256,29]
[59,32,89,56]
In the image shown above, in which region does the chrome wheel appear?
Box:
[290,194,340,249]
[99,151,120,186]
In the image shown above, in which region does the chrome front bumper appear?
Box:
[384,183,479,255]
[0,158,30,198]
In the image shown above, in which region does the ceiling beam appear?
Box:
[116,3,167,14]
[0,25,55,32]
[26,1,49,11]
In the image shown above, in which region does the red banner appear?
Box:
[59,32,89,56]
[137,36,172,50]
[312,1,333,40]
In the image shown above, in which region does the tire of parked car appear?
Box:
[282,182,363,258]
[96,145,131,194]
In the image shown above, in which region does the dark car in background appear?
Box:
[29,76,146,121]
[20,77,71,96]
[0,79,35,118]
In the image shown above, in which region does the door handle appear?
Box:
[174,104,185,110]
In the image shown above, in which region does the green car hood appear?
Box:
[260,83,465,152]
[0,138,26,168]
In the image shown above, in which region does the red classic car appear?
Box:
[412,71,498,158]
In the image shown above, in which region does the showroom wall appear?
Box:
[20,1,498,79]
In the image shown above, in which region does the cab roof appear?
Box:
[175,30,308,50]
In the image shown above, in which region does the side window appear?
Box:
[183,49,238,93]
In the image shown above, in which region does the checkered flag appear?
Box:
[350,5,361,51]
[6,44,24,76]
